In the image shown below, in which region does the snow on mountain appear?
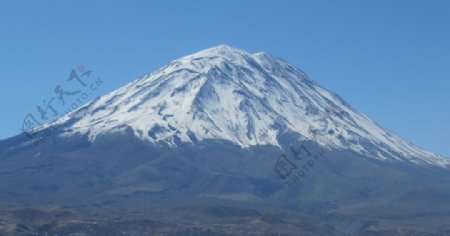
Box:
[41,44,449,167]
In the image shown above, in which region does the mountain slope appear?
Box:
[31,44,448,167]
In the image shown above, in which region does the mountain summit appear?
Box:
[37,45,447,166]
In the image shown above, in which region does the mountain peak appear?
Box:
[200,44,243,54]
[209,44,237,51]
[183,44,251,61]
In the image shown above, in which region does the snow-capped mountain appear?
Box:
[38,44,447,167]
[3,46,450,234]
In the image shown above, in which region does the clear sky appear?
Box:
[1,0,449,157]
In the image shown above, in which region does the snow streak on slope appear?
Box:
[43,45,448,167]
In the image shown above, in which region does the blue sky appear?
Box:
[1,0,449,157]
